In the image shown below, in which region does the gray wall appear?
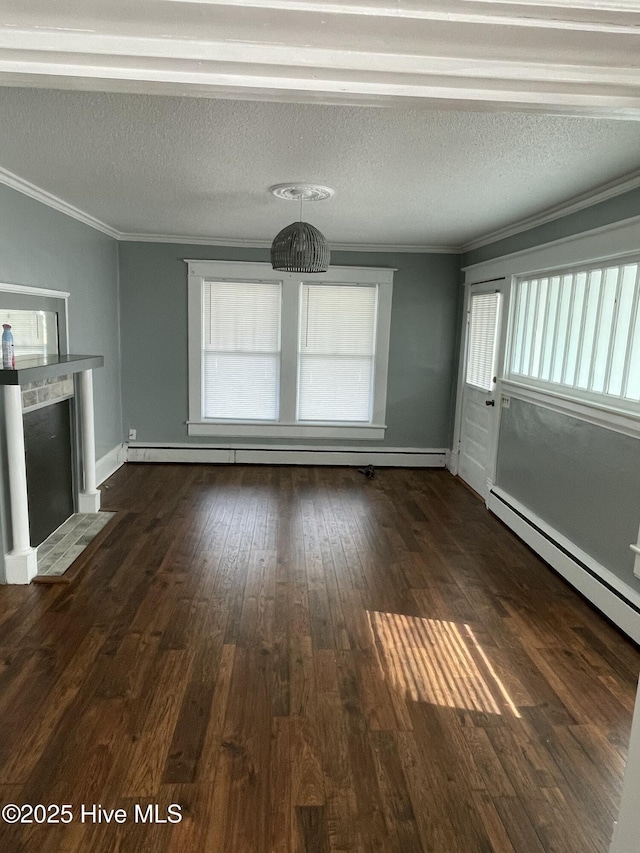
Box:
[476,188,640,594]
[464,185,640,267]
[496,399,640,591]
[0,184,121,566]
[118,243,461,449]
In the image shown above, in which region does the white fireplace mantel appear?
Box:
[1,354,104,584]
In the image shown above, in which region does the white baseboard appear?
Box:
[488,486,640,645]
[96,443,127,485]
[126,444,448,468]
[128,447,234,464]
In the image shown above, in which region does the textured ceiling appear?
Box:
[0,1,639,248]
[1,86,640,247]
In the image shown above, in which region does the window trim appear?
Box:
[499,379,640,441]
[504,256,640,419]
[186,260,394,439]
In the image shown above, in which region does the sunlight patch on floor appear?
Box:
[366,610,521,718]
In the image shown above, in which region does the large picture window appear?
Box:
[187,261,393,438]
[508,259,640,410]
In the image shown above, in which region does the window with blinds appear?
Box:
[298,284,378,422]
[466,292,500,391]
[188,260,393,438]
[202,280,281,420]
[508,261,640,407]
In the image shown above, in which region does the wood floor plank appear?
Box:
[291,717,325,806]
[269,718,293,853]
[296,805,331,853]
[470,791,517,853]
[290,635,317,718]
[0,462,637,853]
[220,648,274,853]
[0,628,107,784]
[121,650,193,797]
[369,730,424,853]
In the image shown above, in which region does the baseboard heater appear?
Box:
[126,444,448,468]
[488,487,640,645]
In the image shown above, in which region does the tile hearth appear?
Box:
[36,512,116,578]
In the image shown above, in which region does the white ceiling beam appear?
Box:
[160,0,640,32]
[0,1,638,117]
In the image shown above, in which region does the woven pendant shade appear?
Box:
[270,221,330,273]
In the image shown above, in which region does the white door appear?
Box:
[456,282,506,499]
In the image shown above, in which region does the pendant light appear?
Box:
[269,184,334,273]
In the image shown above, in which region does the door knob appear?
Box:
[485,400,495,407]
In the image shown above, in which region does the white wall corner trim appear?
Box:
[488,486,640,645]
[96,443,127,486]
[0,166,120,239]
[126,444,448,468]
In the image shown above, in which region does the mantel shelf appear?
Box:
[0,354,104,385]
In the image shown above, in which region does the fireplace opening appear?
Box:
[24,398,75,547]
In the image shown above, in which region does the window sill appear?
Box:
[187,421,386,439]
[500,379,640,440]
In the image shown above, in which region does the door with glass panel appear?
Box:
[458,283,505,499]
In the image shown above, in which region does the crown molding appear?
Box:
[462,169,640,253]
[0,162,637,260]
[326,242,460,254]
[0,167,457,252]
[120,233,272,248]
[119,232,460,253]
[0,166,120,240]
[462,213,640,273]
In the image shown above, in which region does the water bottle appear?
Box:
[2,323,15,369]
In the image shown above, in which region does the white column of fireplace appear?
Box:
[4,384,37,584]
[78,369,100,513]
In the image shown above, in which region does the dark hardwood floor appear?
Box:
[0,463,638,852]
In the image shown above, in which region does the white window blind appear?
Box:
[202,280,281,420]
[509,261,640,406]
[466,292,500,391]
[0,309,58,357]
[298,284,377,422]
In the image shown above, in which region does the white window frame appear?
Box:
[505,255,640,418]
[186,260,394,439]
